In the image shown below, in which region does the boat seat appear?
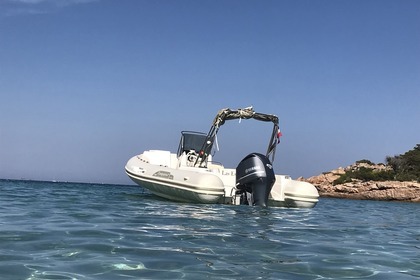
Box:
[143,150,171,166]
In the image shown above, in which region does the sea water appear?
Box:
[0,179,418,280]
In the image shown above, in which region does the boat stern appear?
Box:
[269,175,319,208]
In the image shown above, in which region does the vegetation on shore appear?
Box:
[333,144,420,185]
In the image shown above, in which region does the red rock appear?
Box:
[302,163,420,202]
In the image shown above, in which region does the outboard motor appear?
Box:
[236,153,276,207]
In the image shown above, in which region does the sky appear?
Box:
[0,0,419,185]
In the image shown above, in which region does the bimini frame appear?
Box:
[196,106,281,166]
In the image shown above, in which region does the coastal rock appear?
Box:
[304,162,420,202]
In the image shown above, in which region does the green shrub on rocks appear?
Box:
[333,144,420,185]
[333,167,395,185]
[386,144,420,182]
[355,159,375,165]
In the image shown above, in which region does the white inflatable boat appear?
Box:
[125,107,319,208]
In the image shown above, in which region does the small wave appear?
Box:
[112,263,146,270]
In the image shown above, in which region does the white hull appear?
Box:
[125,150,319,208]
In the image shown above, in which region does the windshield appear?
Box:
[177,131,209,156]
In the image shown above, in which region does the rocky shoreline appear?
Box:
[300,163,420,202]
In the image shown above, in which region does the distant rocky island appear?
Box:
[300,144,420,202]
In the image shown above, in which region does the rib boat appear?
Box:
[125,107,319,207]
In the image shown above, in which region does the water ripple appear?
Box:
[0,180,419,279]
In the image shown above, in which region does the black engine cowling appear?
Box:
[236,153,276,207]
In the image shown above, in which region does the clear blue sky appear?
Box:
[1,0,419,184]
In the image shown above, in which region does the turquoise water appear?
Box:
[0,179,419,279]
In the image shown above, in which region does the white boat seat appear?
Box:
[143,150,171,166]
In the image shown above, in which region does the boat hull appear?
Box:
[125,156,226,204]
[126,171,225,204]
[269,175,319,208]
[125,154,319,208]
